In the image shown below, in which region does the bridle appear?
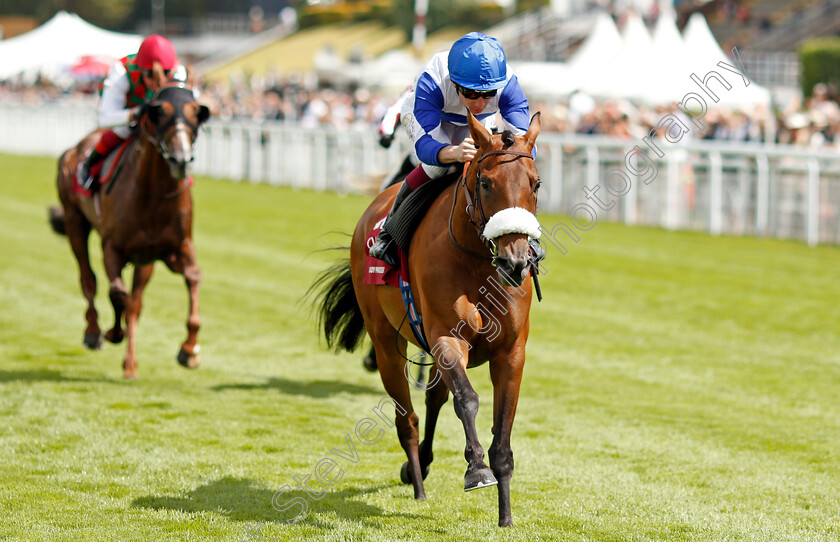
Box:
[141,84,201,198]
[449,148,535,260]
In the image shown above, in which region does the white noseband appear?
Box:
[481,207,541,241]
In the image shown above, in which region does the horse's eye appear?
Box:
[534,180,542,193]
[480,177,490,191]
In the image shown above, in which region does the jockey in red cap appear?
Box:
[77,34,189,192]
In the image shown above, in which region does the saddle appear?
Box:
[364,169,459,286]
[385,170,460,253]
[363,171,460,354]
[73,137,135,198]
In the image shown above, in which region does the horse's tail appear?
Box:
[48,206,66,236]
[310,257,366,352]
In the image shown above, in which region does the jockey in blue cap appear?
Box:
[369,31,543,266]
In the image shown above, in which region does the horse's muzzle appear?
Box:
[493,254,530,287]
[167,157,190,180]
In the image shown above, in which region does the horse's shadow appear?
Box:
[0,369,111,384]
[132,476,424,528]
[212,377,380,399]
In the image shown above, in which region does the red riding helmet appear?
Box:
[136,34,177,70]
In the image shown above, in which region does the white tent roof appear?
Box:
[0,11,142,81]
[641,14,690,104]
[682,13,770,108]
[583,12,655,100]
[566,12,622,74]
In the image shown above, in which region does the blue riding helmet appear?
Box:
[448,32,507,91]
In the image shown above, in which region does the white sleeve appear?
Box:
[378,89,411,136]
[98,63,133,129]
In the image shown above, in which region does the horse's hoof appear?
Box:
[464,468,497,492]
[400,461,431,484]
[177,346,200,369]
[105,328,124,344]
[400,461,412,484]
[122,359,138,379]
[83,333,103,350]
[362,355,378,372]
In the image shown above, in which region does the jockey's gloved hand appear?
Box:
[130,103,151,126]
[379,133,394,149]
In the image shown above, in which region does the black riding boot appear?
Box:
[369,182,413,266]
[77,149,102,192]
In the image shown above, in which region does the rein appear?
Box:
[448,149,535,260]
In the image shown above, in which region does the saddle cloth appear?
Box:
[363,214,431,353]
[72,137,135,198]
[363,170,460,285]
[363,214,409,287]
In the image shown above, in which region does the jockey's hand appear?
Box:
[379,133,394,149]
[453,137,477,163]
[130,103,151,125]
[437,138,478,165]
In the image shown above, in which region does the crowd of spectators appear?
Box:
[4,74,840,150]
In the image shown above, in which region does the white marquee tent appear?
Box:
[566,11,623,74]
[0,11,142,82]
[584,12,656,100]
[642,13,690,104]
[512,11,770,109]
[682,13,771,108]
[511,11,620,100]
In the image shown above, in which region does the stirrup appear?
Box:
[77,161,91,189]
[370,232,397,267]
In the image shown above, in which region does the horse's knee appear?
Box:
[453,389,479,422]
[185,266,202,284]
[109,279,127,298]
[80,272,97,296]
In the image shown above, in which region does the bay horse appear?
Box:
[314,112,542,526]
[49,75,210,379]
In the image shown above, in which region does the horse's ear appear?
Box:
[467,111,492,150]
[197,104,210,125]
[186,65,195,88]
[524,112,541,150]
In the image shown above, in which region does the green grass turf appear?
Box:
[0,152,838,541]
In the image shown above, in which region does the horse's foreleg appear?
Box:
[122,264,154,379]
[63,207,102,349]
[488,344,525,527]
[173,239,201,369]
[102,243,127,345]
[432,336,495,492]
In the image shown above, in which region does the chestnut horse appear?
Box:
[314,112,542,526]
[49,78,210,379]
